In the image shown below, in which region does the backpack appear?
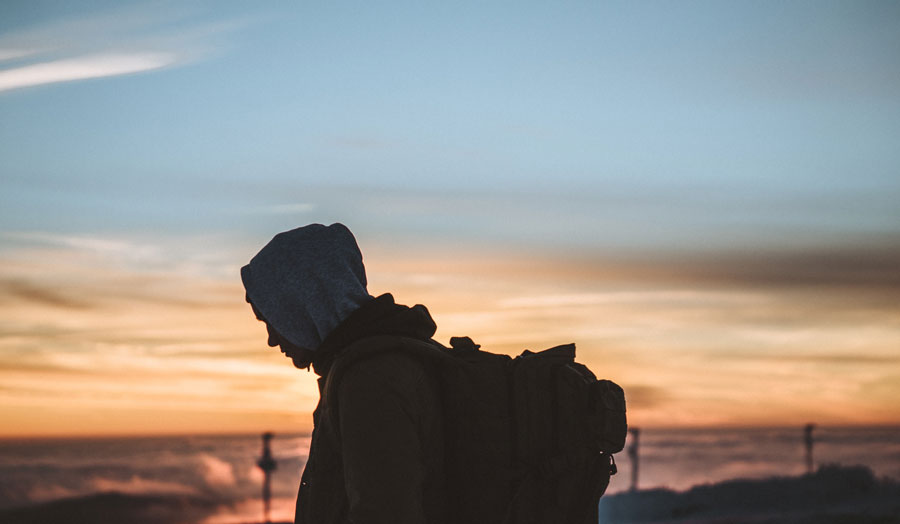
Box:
[326,334,627,524]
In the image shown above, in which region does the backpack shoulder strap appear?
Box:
[321,335,457,440]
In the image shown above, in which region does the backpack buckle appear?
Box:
[449,336,481,352]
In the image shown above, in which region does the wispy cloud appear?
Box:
[0,2,244,93]
[0,230,241,279]
[0,52,175,92]
[0,278,94,310]
[0,48,36,62]
[242,203,316,215]
[497,290,766,309]
[2,230,164,260]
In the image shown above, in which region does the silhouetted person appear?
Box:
[257,432,277,523]
[242,224,444,524]
[804,423,816,474]
[628,428,640,492]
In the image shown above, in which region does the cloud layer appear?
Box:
[0,226,898,434]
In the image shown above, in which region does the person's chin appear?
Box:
[289,354,311,369]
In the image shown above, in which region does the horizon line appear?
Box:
[4,422,900,441]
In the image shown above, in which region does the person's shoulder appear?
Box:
[340,346,432,390]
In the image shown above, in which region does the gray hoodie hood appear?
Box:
[241,223,372,351]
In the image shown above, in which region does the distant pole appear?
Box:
[628,428,640,492]
[257,432,278,524]
[804,424,816,474]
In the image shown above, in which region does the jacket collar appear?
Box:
[312,293,437,376]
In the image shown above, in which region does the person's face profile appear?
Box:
[246,295,312,369]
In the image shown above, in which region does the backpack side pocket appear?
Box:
[591,379,627,454]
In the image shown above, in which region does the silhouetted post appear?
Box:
[257,432,277,523]
[628,428,640,492]
[804,423,815,474]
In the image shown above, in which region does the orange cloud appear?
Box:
[1,234,898,436]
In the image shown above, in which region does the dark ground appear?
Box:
[2,464,898,524]
[599,464,900,523]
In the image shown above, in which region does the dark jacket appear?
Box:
[295,293,446,524]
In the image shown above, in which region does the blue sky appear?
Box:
[2,1,898,249]
[1,1,899,434]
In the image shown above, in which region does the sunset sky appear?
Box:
[1,1,898,437]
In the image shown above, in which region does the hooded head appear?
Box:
[241,223,372,353]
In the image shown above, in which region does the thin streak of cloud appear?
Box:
[717,352,900,365]
[622,384,667,409]
[2,231,164,264]
[376,239,900,303]
[1,230,242,278]
[498,290,765,309]
[0,49,36,61]
[90,476,198,496]
[663,246,900,291]
[0,52,175,92]
[0,279,94,310]
[0,2,248,93]
[244,203,316,215]
[0,273,237,312]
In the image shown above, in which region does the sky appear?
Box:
[0,0,898,437]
